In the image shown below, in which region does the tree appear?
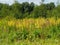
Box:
[46,2,55,10]
[46,2,55,17]
[0,1,58,19]
[22,2,29,13]
[52,5,60,18]
[29,2,34,14]
[33,4,47,18]
[0,3,9,18]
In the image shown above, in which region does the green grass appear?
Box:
[0,19,60,45]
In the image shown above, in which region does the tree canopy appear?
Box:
[0,2,60,19]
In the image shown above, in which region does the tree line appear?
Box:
[0,1,60,19]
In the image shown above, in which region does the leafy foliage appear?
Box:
[0,1,60,19]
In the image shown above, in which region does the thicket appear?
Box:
[0,1,60,19]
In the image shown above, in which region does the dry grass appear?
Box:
[7,17,60,29]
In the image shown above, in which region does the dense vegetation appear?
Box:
[0,18,60,45]
[0,1,60,19]
[0,0,60,45]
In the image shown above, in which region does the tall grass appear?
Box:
[0,17,60,45]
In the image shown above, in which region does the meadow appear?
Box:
[0,1,60,45]
[0,17,60,45]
